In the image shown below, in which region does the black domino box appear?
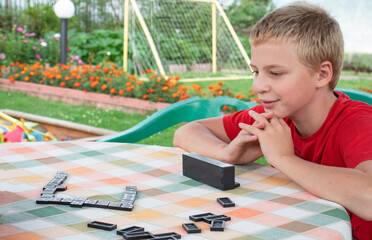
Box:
[182,152,237,190]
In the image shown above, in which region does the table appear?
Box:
[0,141,351,240]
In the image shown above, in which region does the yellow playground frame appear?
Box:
[122,0,253,82]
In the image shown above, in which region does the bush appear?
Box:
[343,53,372,74]
[0,25,60,66]
[68,29,130,67]
[0,5,59,38]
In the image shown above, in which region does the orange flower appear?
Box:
[126,87,132,92]
[103,68,109,73]
[56,74,62,79]
[147,89,154,94]
[24,76,30,82]
[61,64,69,70]
[173,75,181,80]
[158,97,162,102]
[90,82,97,88]
[9,76,15,83]
[162,86,169,91]
[60,82,66,87]
[14,73,19,77]
[0,72,2,77]
[101,84,107,91]
[74,82,81,88]
[95,76,100,81]
[146,69,152,73]
[169,80,177,87]
[222,105,229,111]
[89,76,95,81]
[10,62,16,67]
[65,76,71,81]
[110,88,116,94]
[118,89,124,95]
[192,84,202,92]
[142,94,148,100]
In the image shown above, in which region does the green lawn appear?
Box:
[1,77,371,165]
[0,91,179,146]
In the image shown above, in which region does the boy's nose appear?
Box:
[252,75,270,94]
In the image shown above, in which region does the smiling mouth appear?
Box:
[260,100,279,108]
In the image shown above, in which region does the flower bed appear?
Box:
[1,62,258,105]
[0,77,169,114]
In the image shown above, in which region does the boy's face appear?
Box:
[250,41,319,119]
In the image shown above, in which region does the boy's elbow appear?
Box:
[173,124,189,147]
[363,187,372,221]
[355,185,372,221]
[173,127,182,147]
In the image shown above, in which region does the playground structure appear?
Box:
[123,0,253,82]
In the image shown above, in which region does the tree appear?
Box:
[225,0,274,29]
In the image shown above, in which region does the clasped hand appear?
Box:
[230,110,294,166]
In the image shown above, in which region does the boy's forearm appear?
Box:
[274,156,372,221]
[173,122,229,161]
[174,122,262,164]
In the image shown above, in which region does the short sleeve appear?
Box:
[338,111,372,168]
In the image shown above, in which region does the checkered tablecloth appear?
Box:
[0,141,351,240]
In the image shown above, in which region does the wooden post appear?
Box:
[212,2,217,73]
[214,1,252,71]
[130,0,166,76]
[123,0,129,72]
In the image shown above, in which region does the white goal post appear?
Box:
[123,0,253,81]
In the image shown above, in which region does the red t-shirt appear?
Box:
[223,91,372,239]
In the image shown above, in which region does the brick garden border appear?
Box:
[0,78,170,114]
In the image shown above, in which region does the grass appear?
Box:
[179,74,372,97]
[0,91,179,146]
[1,76,371,165]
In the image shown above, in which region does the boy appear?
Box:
[173,2,372,239]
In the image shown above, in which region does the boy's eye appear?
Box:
[252,71,259,76]
[270,72,282,77]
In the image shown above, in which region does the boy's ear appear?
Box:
[316,61,333,88]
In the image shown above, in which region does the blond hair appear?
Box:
[249,1,344,89]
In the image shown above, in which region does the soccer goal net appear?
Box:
[125,0,252,80]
